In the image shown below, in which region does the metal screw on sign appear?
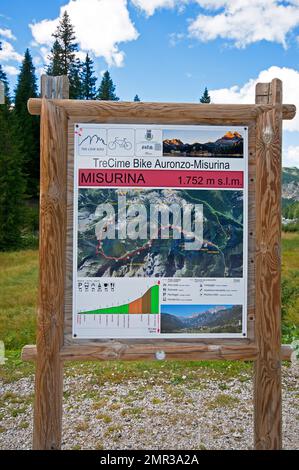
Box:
[155,350,166,361]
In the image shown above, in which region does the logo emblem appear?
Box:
[145,129,153,141]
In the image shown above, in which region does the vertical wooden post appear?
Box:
[254,79,283,449]
[32,76,69,449]
[40,74,69,99]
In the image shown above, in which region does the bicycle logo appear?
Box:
[108,137,132,151]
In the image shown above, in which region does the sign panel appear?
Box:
[73,124,248,339]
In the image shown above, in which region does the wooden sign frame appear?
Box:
[23,78,295,450]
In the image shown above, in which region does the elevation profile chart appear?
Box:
[74,280,161,338]
[79,284,159,315]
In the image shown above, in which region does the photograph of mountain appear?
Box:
[163,129,243,157]
[161,304,242,334]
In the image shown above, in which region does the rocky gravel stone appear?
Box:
[0,364,298,450]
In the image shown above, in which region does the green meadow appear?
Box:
[0,233,298,381]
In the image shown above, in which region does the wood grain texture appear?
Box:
[32,99,68,450]
[40,75,69,99]
[27,98,296,121]
[23,342,259,361]
[247,121,256,340]
[254,79,284,450]
[21,343,293,362]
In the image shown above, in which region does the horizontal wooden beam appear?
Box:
[27,98,296,121]
[21,343,293,362]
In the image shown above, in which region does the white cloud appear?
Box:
[76,50,88,62]
[39,46,50,64]
[284,145,299,167]
[131,0,185,16]
[210,66,299,132]
[282,145,299,167]
[0,40,22,62]
[32,56,42,66]
[210,63,299,167]
[169,32,185,46]
[29,18,59,46]
[131,1,299,48]
[189,1,299,48]
[30,0,139,67]
[0,28,16,40]
[2,64,19,75]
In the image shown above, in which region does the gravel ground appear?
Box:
[0,363,298,450]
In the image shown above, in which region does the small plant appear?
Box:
[18,421,29,429]
[104,424,123,437]
[291,339,299,360]
[75,420,89,432]
[152,397,162,405]
[207,393,240,410]
[95,413,112,423]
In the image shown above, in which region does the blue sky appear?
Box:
[1,0,299,166]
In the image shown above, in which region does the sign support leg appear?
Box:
[254,79,283,449]
[32,98,68,449]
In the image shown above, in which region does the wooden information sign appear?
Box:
[22,76,295,450]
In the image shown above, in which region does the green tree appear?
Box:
[47,11,82,98]
[0,102,25,250]
[71,58,83,99]
[46,39,64,76]
[134,94,141,102]
[14,49,39,197]
[0,41,10,102]
[81,53,97,100]
[200,87,211,103]
[97,71,119,101]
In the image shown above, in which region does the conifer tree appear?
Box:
[81,53,97,100]
[14,48,39,197]
[0,96,25,250]
[97,71,119,101]
[134,94,141,102]
[47,11,82,98]
[71,58,83,99]
[46,39,64,76]
[200,87,211,103]
[0,41,10,102]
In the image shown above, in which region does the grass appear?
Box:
[75,420,89,432]
[282,232,299,274]
[0,232,298,383]
[96,413,112,423]
[281,232,299,341]
[0,250,38,349]
[207,393,240,410]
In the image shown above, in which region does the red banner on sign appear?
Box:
[79,169,244,189]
